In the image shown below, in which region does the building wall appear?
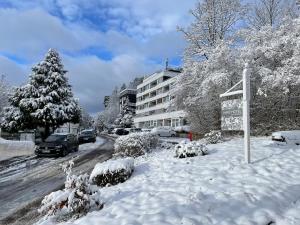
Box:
[134,69,186,128]
[119,89,137,113]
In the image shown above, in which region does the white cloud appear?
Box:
[0,8,101,60]
[0,1,195,113]
[0,55,27,85]
[63,54,160,112]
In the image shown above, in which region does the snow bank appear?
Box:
[90,157,134,187]
[37,137,300,225]
[175,141,208,158]
[0,137,35,161]
[114,132,158,157]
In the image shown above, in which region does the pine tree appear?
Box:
[114,97,134,128]
[1,49,81,137]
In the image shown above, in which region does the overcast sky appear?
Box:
[0,0,198,114]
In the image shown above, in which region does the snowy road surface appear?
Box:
[0,136,114,225]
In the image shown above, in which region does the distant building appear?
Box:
[55,123,79,134]
[119,89,137,113]
[134,68,187,128]
[103,96,110,108]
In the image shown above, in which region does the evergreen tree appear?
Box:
[1,49,80,138]
[114,97,134,128]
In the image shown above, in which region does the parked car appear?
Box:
[272,130,300,145]
[78,129,97,143]
[141,128,151,133]
[107,128,114,134]
[151,127,176,137]
[115,128,129,135]
[35,133,79,157]
[129,128,142,133]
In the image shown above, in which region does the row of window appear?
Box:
[135,108,167,118]
[136,96,170,111]
[138,118,187,128]
[137,76,171,94]
[137,85,171,102]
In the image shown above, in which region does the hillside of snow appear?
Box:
[38,137,300,225]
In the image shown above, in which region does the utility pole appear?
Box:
[243,63,251,163]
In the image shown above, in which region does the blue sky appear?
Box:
[0,0,198,114]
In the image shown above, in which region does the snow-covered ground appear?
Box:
[0,137,35,161]
[79,137,105,151]
[38,137,300,225]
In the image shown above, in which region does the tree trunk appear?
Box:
[43,125,50,140]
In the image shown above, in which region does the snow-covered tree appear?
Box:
[0,76,11,116]
[95,87,120,130]
[120,83,127,91]
[114,97,134,128]
[247,0,298,29]
[79,108,93,129]
[174,42,242,134]
[104,87,120,125]
[241,18,300,133]
[1,49,81,137]
[94,112,106,132]
[178,0,245,60]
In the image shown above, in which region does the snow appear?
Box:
[0,137,35,161]
[175,140,208,158]
[89,157,134,181]
[79,137,105,151]
[272,130,300,144]
[36,137,300,225]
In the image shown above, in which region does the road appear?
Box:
[0,135,114,225]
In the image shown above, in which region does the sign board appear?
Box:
[221,99,243,131]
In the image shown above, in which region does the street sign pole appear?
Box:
[243,63,251,163]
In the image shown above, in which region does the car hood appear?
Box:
[79,134,93,138]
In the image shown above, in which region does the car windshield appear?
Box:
[81,131,93,135]
[45,134,66,142]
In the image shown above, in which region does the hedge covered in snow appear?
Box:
[175,141,208,158]
[90,157,134,187]
[39,161,102,221]
[203,130,222,144]
[114,132,159,158]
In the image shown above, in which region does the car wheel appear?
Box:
[62,148,68,157]
[171,134,175,137]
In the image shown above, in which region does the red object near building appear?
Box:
[188,132,193,141]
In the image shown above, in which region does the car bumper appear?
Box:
[79,138,95,143]
[35,150,63,157]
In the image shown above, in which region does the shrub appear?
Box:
[175,141,208,158]
[38,161,102,221]
[114,132,159,158]
[90,157,134,187]
[203,130,222,144]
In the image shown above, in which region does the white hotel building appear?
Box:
[134,68,187,128]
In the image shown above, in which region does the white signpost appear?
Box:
[220,63,251,163]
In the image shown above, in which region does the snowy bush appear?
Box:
[39,161,103,221]
[203,130,222,144]
[175,141,208,158]
[90,157,134,187]
[114,132,159,158]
